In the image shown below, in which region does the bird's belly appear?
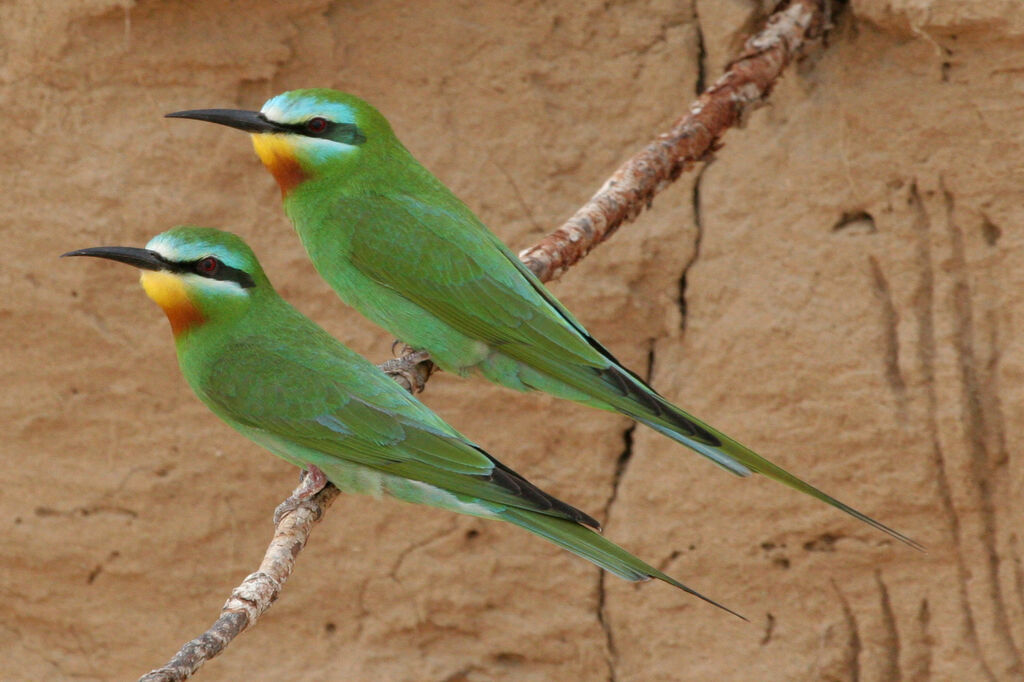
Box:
[323,459,501,520]
[242,426,499,519]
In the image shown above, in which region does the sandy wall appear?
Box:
[3,1,1023,679]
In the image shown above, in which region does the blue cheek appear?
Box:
[298,138,359,167]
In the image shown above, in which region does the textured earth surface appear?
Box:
[3,1,1024,679]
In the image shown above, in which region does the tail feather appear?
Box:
[503,508,746,620]
[595,366,923,551]
[511,351,921,550]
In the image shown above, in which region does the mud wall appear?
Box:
[3,1,1024,679]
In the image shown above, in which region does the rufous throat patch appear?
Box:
[140,271,206,335]
[251,134,309,197]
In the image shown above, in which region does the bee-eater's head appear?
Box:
[64,227,268,336]
[167,89,394,197]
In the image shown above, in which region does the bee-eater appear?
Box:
[167,91,918,549]
[64,226,742,617]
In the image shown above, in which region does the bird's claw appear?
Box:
[390,339,414,357]
[379,349,435,393]
[273,465,328,524]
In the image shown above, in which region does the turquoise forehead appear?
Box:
[261,89,358,125]
[147,227,258,270]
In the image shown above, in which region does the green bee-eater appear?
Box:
[168,91,917,548]
[64,226,741,617]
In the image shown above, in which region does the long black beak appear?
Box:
[165,108,286,134]
[61,246,167,271]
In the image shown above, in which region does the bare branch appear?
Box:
[519,0,825,281]
[387,0,825,385]
[138,485,340,682]
[138,2,825,679]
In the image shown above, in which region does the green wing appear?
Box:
[342,192,755,459]
[346,192,614,371]
[200,324,598,528]
[319,187,921,550]
[343,194,749,442]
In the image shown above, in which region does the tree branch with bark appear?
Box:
[138,2,827,679]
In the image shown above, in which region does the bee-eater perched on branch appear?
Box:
[168,91,918,550]
[64,226,742,618]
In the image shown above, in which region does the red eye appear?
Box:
[196,257,219,275]
[306,117,328,134]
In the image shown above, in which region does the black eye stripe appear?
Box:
[281,118,367,145]
[192,259,255,288]
[155,254,255,289]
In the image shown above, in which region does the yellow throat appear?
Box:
[140,271,205,335]
[251,134,309,197]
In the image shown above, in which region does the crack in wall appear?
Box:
[677,0,710,333]
[595,6,708,673]
[833,580,863,682]
[692,1,707,95]
[596,571,617,682]
[601,424,638,526]
[761,612,776,645]
[908,182,997,682]
[1012,536,1024,614]
[867,255,908,415]
[874,570,902,682]
[595,342,655,681]
[596,422,635,682]
[907,598,933,682]
[942,184,1023,676]
[982,312,1010,469]
[678,163,709,331]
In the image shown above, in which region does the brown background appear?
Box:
[4,1,1024,679]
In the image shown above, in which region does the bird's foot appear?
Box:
[273,465,328,524]
[390,340,413,357]
[380,348,435,393]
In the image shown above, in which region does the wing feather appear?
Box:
[201,327,597,527]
